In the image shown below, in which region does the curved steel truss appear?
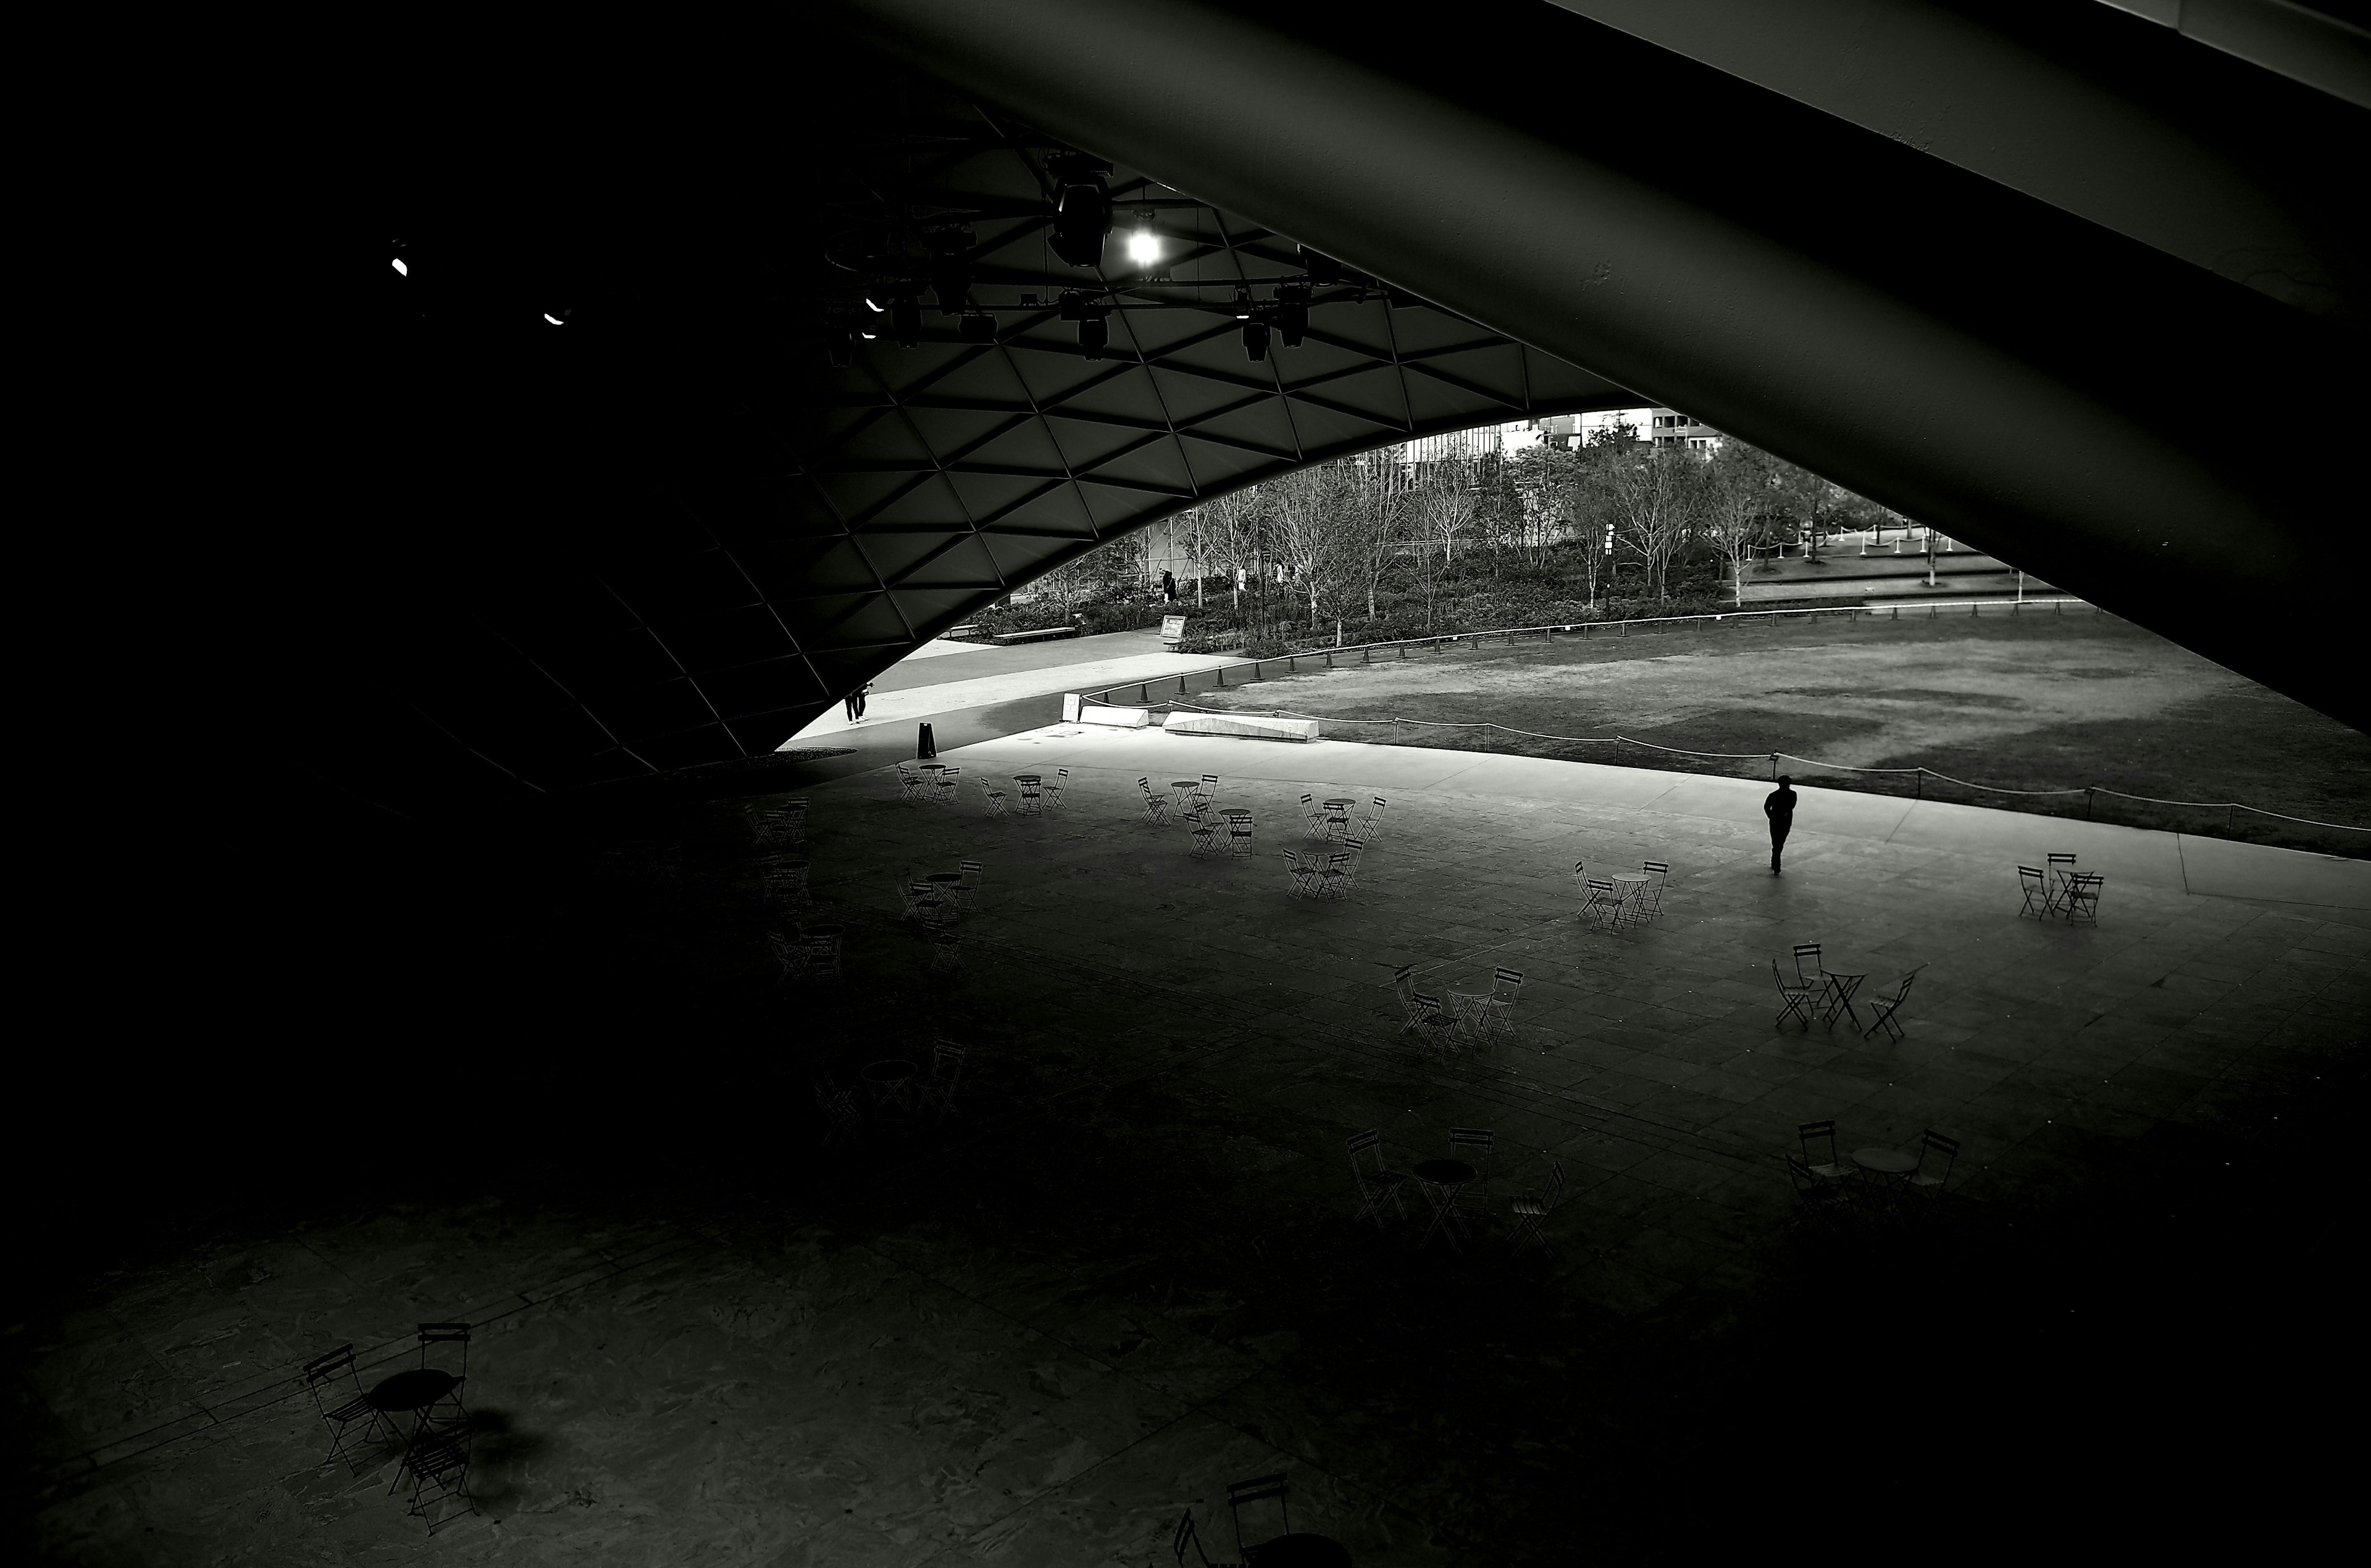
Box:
[392,103,1636,791]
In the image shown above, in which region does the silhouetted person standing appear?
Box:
[1160,569,1177,603]
[1765,775,1797,874]
[844,681,871,722]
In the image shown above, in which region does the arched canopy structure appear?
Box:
[352,1,2365,811]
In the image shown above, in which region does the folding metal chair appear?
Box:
[1347,1130,1409,1231]
[1189,811,1223,856]
[766,928,812,985]
[1195,773,1221,809]
[401,1425,479,1533]
[760,858,810,910]
[815,1075,864,1148]
[1315,850,1356,900]
[1771,959,1819,1028]
[1227,1474,1292,1561]
[1013,775,1042,814]
[1357,794,1389,838]
[2063,872,2104,925]
[1140,777,1169,824]
[2046,852,2079,914]
[1392,964,1424,1035]
[1447,1127,1495,1233]
[1570,859,1587,898]
[303,1345,390,1474]
[414,1324,472,1432]
[1412,992,1461,1059]
[930,932,963,973]
[957,859,985,912]
[1796,1120,1851,1186]
[1171,1506,1239,1568]
[897,882,942,925]
[1473,967,1524,1040]
[2017,865,2051,918]
[1907,1128,1959,1204]
[1282,850,1319,898]
[1787,1153,1852,1235]
[750,803,806,850]
[1863,967,1923,1041]
[894,762,924,804]
[1508,1160,1565,1257]
[801,927,845,981]
[920,1040,967,1124]
[1223,809,1255,856]
[1046,767,1069,811]
[1299,792,1328,838]
[1792,943,1825,990]
[1579,877,1618,925]
[933,766,962,806]
[977,777,1008,814]
[1637,861,1670,919]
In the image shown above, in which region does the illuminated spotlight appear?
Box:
[1127,227,1161,267]
[1240,315,1271,362]
[863,296,885,312]
[1232,286,1253,320]
[543,311,567,325]
[391,257,408,277]
[1078,315,1108,359]
[860,331,877,340]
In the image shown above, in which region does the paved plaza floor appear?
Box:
[17,730,2365,1564]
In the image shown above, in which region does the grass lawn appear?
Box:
[1184,607,2371,858]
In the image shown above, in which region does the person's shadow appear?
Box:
[456,1410,545,1511]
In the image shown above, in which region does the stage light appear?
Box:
[1233,286,1253,320]
[1127,227,1161,267]
[391,257,408,277]
[958,312,997,343]
[1276,284,1309,347]
[892,292,922,348]
[543,311,566,325]
[1079,315,1108,359]
[1241,316,1271,362]
[863,297,885,312]
[1050,175,1111,267]
[1298,246,1341,285]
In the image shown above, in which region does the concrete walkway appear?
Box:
[948,723,2371,910]
[787,630,1234,744]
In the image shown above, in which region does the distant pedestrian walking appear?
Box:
[844,681,872,722]
[1765,775,1797,874]
[1160,569,1177,603]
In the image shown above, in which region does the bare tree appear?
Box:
[1192,487,1264,611]
[1342,449,1412,619]
[1597,444,1699,601]
[1700,441,1784,607]
[1267,461,1361,632]
[1412,467,1480,567]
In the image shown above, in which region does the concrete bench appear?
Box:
[1163,711,1319,743]
[1076,703,1153,728]
[992,625,1079,644]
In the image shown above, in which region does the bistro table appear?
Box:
[925,870,966,912]
[1320,798,1357,839]
[1852,1146,1917,1211]
[1411,1157,1477,1254]
[1820,969,1870,1030]
[1247,1535,1354,1567]
[1218,807,1253,854]
[863,1059,919,1122]
[1608,872,1651,922]
[1011,774,1042,812]
[1169,780,1203,814]
[366,1368,461,1491]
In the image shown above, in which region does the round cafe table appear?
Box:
[1608,872,1650,919]
[863,1059,919,1120]
[1852,1146,1918,1210]
[1248,1535,1353,1567]
[1321,798,1356,838]
[366,1369,460,1491]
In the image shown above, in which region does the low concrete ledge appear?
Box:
[1076,703,1154,728]
[1163,711,1321,742]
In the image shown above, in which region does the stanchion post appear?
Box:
[2086,786,2095,819]
[1915,769,1923,801]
